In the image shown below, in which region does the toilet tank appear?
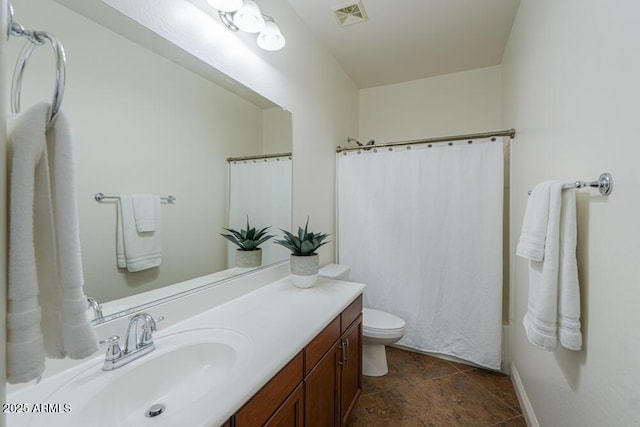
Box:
[318,264,351,281]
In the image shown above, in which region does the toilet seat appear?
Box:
[363,308,406,336]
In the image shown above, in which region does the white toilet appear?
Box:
[319,264,406,377]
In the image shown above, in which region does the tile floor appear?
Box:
[347,347,526,427]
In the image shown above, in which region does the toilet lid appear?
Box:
[363,308,406,331]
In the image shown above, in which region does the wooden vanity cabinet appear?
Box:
[231,295,362,427]
[304,295,363,427]
[234,353,303,427]
[339,316,362,426]
[304,337,342,426]
[264,384,304,427]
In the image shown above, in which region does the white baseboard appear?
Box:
[510,362,539,427]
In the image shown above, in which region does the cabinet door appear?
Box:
[340,316,362,426]
[235,353,303,427]
[265,384,304,427]
[304,340,342,427]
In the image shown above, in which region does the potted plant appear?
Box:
[275,218,330,288]
[221,217,274,268]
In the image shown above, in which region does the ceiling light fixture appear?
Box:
[256,17,285,51]
[211,0,285,51]
[233,0,265,33]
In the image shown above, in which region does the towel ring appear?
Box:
[11,30,66,126]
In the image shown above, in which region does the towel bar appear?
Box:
[563,173,612,195]
[527,172,613,196]
[94,193,176,203]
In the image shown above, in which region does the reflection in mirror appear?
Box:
[7,0,292,322]
[227,152,292,268]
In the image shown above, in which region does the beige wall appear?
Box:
[263,107,292,154]
[7,0,267,303]
[359,66,502,142]
[502,0,640,425]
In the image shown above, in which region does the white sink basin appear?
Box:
[22,328,252,427]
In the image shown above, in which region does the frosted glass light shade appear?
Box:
[207,0,242,12]
[233,0,266,33]
[257,21,285,51]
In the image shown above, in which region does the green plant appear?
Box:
[275,217,330,256]
[221,217,273,251]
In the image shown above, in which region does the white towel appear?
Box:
[557,190,582,350]
[518,181,582,351]
[516,181,554,261]
[7,103,98,384]
[117,195,162,272]
[132,194,158,232]
[47,108,100,359]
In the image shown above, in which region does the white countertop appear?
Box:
[7,276,365,427]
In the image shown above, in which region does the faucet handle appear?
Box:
[143,315,164,332]
[140,315,164,346]
[99,335,122,361]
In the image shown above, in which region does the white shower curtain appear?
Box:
[228,157,291,268]
[338,138,504,369]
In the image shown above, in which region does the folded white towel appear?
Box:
[117,195,162,272]
[47,109,100,359]
[132,194,159,232]
[519,181,582,351]
[558,189,582,350]
[517,181,554,261]
[7,103,98,384]
[522,182,563,351]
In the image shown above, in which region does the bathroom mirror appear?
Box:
[7,0,292,321]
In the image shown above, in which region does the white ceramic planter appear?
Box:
[290,254,319,288]
[236,249,262,268]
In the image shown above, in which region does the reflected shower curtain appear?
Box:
[228,157,291,267]
[338,138,504,369]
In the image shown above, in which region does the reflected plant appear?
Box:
[221,216,274,251]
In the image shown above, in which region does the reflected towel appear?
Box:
[132,194,159,232]
[117,195,162,272]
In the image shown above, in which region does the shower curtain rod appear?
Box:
[336,129,516,153]
[227,152,292,162]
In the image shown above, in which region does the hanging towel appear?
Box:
[518,181,582,351]
[47,108,100,359]
[521,182,563,351]
[7,103,98,384]
[557,190,582,350]
[516,181,554,261]
[132,194,158,232]
[117,195,162,272]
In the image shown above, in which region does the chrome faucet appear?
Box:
[87,297,103,320]
[100,313,164,371]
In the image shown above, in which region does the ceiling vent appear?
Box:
[332,1,368,27]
